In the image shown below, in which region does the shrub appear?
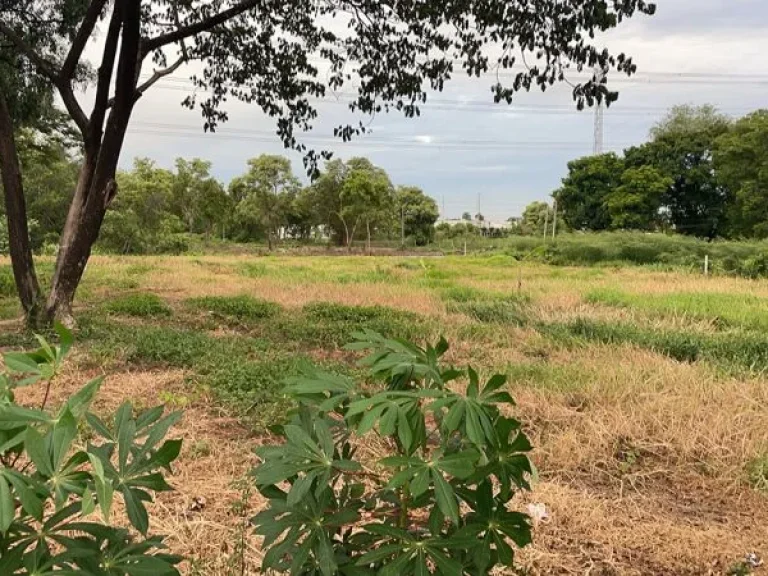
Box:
[252,330,534,575]
[186,295,280,323]
[105,292,172,317]
[0,325,182,574]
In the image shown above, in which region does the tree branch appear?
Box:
[0,21,89,135]
[143,0,261,53]
[138,55,187,99]
[60,0,109,81]
[89,2,124,146]
[0,21,58,81]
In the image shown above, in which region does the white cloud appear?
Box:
[414,135,434,144]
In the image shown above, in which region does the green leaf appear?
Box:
[0,405,51,430]
[431,469,459,525]
[94,476,113,522]
[410,468,430,497]
[85,412,114,441]
[0,475,13,533]
[123,486,149,535]
[34,333,56,363]
[52,408,78,470]
[287,473,315,507]
[25,426,53,477]
[396,408,413,451]
[153,439,182,468]
[467,366,480,398]
[65,377,103,419]
[81,485,96,516]
[54,322,74,358]
[483,374,507,394]
[438,450,479,479]
[428,549,463,576]
[3,352,42,375]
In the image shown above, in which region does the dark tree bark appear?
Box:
[0,89,42,319]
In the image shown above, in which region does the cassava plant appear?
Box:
[252,330,534,575]
[0,325,183,575]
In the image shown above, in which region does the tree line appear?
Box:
[0,130,440,255]
[552,105,768,239]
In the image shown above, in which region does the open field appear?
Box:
[2,254,768,575]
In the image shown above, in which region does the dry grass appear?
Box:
[8,255,768,575]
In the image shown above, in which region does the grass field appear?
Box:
[2,254,767,575]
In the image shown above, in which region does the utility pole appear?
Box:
[543,206,549,240]
[593,66,606,155]
[552,199,558,238]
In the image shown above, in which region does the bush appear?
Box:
[186,295,280,323]
[105,292,173,317]
[252,330,533,575]
[0,325,182,574]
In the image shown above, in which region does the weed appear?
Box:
[746,455,768,491]
[185,295,280,324]
[104,292,172,317]
[125,262,155,276]
[188,440,212,459]
[449,300,527,324]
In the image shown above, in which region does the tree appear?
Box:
[624,104,732,238]
[554,153,624,231]
[520,201,562,236]
[171,158,229,237]
[309,159,349,245]
[14,127,79,251]
[232,155,300,250]
[0,0,655,324]
[340,158,394,251]
[395,186,439,246]
[461,212,472,221]
[714,110,768,238]
[99,158,181,254]
[605,165,671,230]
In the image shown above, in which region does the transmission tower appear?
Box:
[593,67,605,155]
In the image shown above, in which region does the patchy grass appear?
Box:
[0,265,16,297]
[4,252,766,575]
[586,287,768,331]
[185,295,280,324]
[104,292,172,318]
[540,316,768,371]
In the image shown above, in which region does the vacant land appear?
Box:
[2,254,767,575]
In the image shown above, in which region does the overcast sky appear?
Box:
[114,1,768,220]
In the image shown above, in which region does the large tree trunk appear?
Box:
[45,0,141,326]
[0,90,42,321]
[46,115,129,325]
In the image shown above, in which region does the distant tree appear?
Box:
[232,155,300,250]
[340,158,394,251]
[99,158,182,254]
[625,104,732,238]
[395,186,439,246]
[714,110,768,238]
[475,213,485,222]
[15,128,79,250]
[605,165,671,230]
[309,159,350,245]
[520,201,565,236]
[172,158,229,237]
[554,153,624,231]
[461,212,472,221]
